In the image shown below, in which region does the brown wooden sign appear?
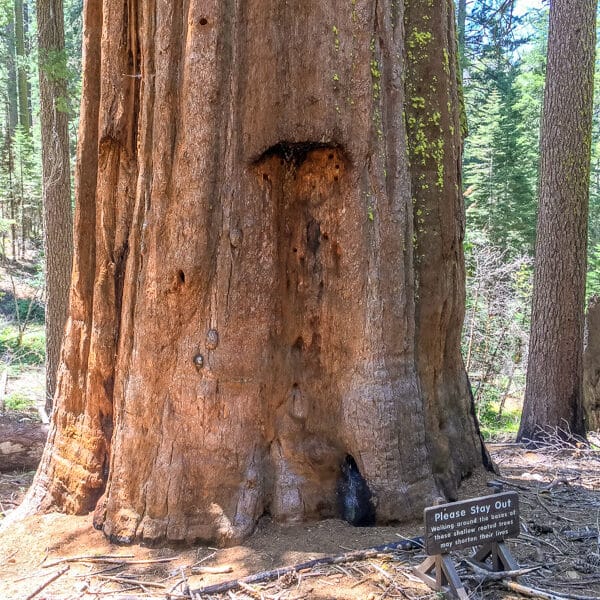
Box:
[424,492,519,555]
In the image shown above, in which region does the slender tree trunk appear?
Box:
[14,0,31,133]
[37,0,74,414]
[457,0,466,74]
[6,135,17,262]
[13,0,489,546]
[518,0,597,443]
[3,21,19,135]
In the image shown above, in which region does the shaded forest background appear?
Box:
[0,0,597,437]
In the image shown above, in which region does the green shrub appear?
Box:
[4,392,36,412]
[0,324,45,369]
[478,399,521,440]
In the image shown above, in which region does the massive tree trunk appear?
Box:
[37,0,74,414]
[16,0,487,546]
[518,0,596,443]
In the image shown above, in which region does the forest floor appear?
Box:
[0,436,599,600]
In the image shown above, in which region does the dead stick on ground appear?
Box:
[44,555,177,568]
[191,565,234,575]
[42,554,135,567]
[190,551,217,568]
[85,557,177,566]
[24,566,69,600]
[504,580,600,600]
[96,574,168,589]
[191,537,423,597]
[464,559,541,581]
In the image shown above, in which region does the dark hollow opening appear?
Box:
[337,454,376,526]
[253,140,345,168]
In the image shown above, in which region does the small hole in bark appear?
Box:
[206,329,219,350]
[333,175,339,182]
[292,336,304,352]
[178,270,185,284]
[199,17,208,25]
[323,233,329,240]
[263,173,269,181]
[293,247,297,253]
[328,153,334,160]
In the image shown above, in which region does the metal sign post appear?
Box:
[414,491,520,599]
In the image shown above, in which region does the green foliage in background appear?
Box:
[0,324,45,370]
[462,6,545,257]
[4,390,35,410]
[478,399,522,440]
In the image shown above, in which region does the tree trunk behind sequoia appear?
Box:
[14,0,31,133]
[518,0,596,443]
[37,0,74,414]
[584,297,600,431]
[17,0,488,546]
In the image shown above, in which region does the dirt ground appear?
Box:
[1,436,599,600]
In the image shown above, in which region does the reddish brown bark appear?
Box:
[405,0,489,496]
[15,0,488,545]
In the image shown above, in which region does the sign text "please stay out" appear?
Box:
[424,491,520,555]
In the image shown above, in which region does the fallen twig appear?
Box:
[463,559,541,582]
[191,565,234,575]
[504,580,600,600]
[96,574,168,589]
[25,565,69,600]
[561,528,599,541]
[72,564,124,578]
[42,553,135,568]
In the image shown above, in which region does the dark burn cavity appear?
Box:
[253,141,347,169]
[337,455,376,526]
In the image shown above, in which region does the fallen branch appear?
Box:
[190,537,423,597]
[96,574,167,589]
[25,566,69,600]
[43,554,176,568]
[504,580,600,600]
[42,553,135,568]
[191,565,234,575]
[84,556,177,566]
[463,559,541,582]
[561,528,599,541]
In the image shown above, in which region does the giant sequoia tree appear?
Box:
[16,0,489,545]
